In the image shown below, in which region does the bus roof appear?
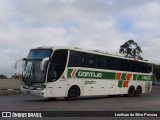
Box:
[31,46,151,64]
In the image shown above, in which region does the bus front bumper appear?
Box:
[20,87,46,97]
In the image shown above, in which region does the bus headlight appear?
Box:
[36,88,44,90]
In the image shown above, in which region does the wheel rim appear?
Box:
[67,87,79,100]
[69,89,76,97]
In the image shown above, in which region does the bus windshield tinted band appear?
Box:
[28,49,52,60]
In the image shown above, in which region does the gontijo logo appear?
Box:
[78,71,102,78]
[69,69,102,78]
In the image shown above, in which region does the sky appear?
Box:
[0,0,160,77]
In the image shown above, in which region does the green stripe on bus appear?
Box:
[68,69,115,79]
[67,69,152,81]
[68,69,73,77]
[121,73,127,80]
[118,80,123,88]
[133,74,152,81]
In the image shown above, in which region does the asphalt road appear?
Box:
[0,85,160,120]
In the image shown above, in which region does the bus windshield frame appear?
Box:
[22,49,53,83]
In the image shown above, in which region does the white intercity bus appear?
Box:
[16,46,153,100]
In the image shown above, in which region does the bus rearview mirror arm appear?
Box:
[15,58,26,69]
[40,57,50,71]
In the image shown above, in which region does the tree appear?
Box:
[0,75,8,79]
[119,40,143,60]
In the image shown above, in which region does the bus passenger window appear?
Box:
[89,59,94,67]
[126,61,132,71]
[88,54,95,68]
[107,58,113,70]
[137,63,141,72]
[142,63,147,73]
[69,51,83,67]
[113,59,121,70]
[146,63,152,73]
[132,62,137,72]
[121,60,127,71]
[47,50,68,82]
[99,56,107,69]
[68,51,76,67]
[47,64,58,82]
[72,56,77,66]
[81,55,87,67]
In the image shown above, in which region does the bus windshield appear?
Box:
[22,49,52,83]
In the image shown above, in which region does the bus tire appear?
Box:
[66,86,80,100]
[127,86,135,97]
[135,86,142,96]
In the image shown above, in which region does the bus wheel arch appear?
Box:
[66,85,80,100]
[127,85,135,97]
[135,86,142,96]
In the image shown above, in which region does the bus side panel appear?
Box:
[83,79,125,96]
[45,80,67,97]
[144,81,152,93]
[83,79,129,96]
[82,79,117,96]
[82,80,98,96]
[97,80,116,95]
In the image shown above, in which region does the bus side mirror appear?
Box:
[15,58,26,69]
[40,57,50,71]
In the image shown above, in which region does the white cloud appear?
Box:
[0,0,10,23]
[128,2,160,31]
[0,0,160,77]
[0,26,72,76]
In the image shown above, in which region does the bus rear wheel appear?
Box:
[135,86,142,96]
[127,86,135,97]
[66,86,80,100]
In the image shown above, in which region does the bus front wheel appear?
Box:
[66,86,80,100]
